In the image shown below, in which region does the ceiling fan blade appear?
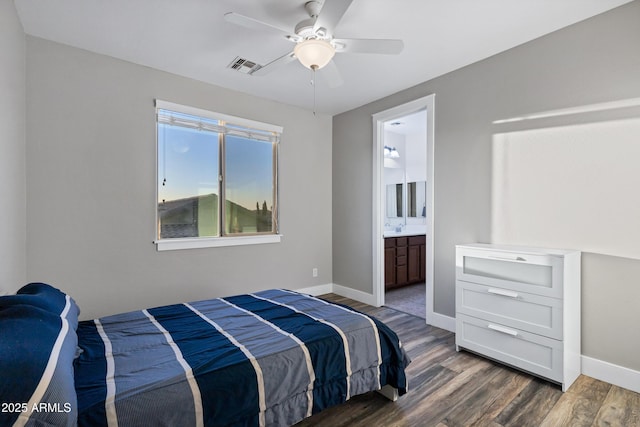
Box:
[333,38,404,55]
[321,60,343,88]
[224,12,292,39]
[250,51,297,76]
[313,0,354,36]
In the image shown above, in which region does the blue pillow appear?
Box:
[0,282,80,330]
[0,284,79,426]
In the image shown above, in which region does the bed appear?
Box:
[1,284,409,427]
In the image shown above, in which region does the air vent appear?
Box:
[227,57,262,75]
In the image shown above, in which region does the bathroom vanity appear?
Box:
[384,234,426,290]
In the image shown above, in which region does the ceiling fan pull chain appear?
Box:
[312,66,317,116]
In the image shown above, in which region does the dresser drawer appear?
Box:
[456,247,564,298]
[456,314,563,383]
[456,281,563,339]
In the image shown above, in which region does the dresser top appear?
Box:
[456,243,580,257]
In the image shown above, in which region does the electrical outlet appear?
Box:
[312,268,318,278]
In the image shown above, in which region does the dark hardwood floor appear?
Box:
[295,294,640,427]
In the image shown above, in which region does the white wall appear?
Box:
[492,115,640,259]
[383,127,428,228]
[383,131,405,174]
[405,128,427,184]
[332,0,640,372]
[25,37,333,320]
[0,0,26,293]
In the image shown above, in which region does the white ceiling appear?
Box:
[384,110,426,137]
[15,0,633,115]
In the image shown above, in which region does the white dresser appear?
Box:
[455,243,581,391]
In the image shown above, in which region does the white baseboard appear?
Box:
[295,283,378,306]
[443,320,640,393]
[293,283,333,296]
[427,312,456,332]
[297,285,640,395]
[581,355,640,394]
[331,283,378,306]
[327,283,456,331]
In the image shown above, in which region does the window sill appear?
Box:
[155,234,282,251]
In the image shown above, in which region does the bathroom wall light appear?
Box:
[384,145,400,158]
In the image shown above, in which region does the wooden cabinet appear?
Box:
[407,236,424,283]
[420,244,427,282]
[384,239,396,287]
[455,243,581,391]
[384,235,426,290]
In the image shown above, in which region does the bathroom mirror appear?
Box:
[386,183,403,218]
[407,181,426,217]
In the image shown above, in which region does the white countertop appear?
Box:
[384,230,426,238]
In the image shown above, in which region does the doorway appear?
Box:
[372,95,435,323]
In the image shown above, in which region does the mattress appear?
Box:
[73,288,410,426]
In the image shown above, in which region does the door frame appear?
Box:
[372,94,435,323]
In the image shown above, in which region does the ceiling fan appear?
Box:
[224,0,404,86]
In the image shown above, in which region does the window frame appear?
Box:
[154,100,282,251]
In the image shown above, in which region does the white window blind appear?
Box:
[155,100,282,143]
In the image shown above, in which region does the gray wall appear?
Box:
[26,38,332,320]
[333,1,640,371]
[0,1,26,294]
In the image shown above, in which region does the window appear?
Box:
[155,100,281,251]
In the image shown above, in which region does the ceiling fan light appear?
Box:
[294,39,336,70]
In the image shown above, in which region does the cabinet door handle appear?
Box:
[488,255,527,262]
[487,288,519,298]
[488,324,519,336]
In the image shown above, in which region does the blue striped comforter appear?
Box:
[74,289,410,427]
